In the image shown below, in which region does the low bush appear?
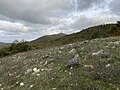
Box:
[0,40,32,58]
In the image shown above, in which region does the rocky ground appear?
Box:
[0,36,120,90]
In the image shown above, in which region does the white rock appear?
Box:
[20,82,24,86]
[44,61,48,65]
[114,41,119,45]
[64,70,67,72]
[60,47,64,49]
[58,51,62,53]
[69,72,72,75]
[81,47,84,50]
[51,78,54,80]
[92,49,103,56]
[41,69,44,71]
[52,88,57,90]
[37,74,40,76]
[69,49,77,55]
[48,69,52,71]
[70,67,73,69]
[84,65,94,69]
[106,64,111,68]
[33,67,40,73]
[16,81,19,84]
[30,84,34,88]
[0,84,2,87]
[68,43,73,46]
[25,69,32,74]
[117,87,119,90]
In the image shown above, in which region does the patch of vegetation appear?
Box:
[0,36,120,90]
[0,40,32,58]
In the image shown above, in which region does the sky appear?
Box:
[0,0,120,42]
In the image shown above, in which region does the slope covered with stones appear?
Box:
[0,36,120,90]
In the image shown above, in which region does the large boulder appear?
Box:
[67,54,81,68]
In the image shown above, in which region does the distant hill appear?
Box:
[0,42,10,48]
[32,23,120,48]
[49,24,119,45]
[31,33,66,44]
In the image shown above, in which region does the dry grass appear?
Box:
[0,36,120,90]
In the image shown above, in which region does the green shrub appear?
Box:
[9,41,32,53]
[0,40,32,58]
[108,25,118,34]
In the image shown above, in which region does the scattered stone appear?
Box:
[33,67,40,73]
[107,41,120,48]
[42,55,49,59]
[106,64,111,68]
[67,54,81,68]
[84,65,94,69]
[20,82,24,87]
[69,48,78,56]
[30,84,34,88]
[114,41,120,45]
[37,74,40,76]
[8,73,13,76]
[64,70,67,72]
[101,51,111,58]
[58,51,62,54]
[52,88,57,90]
[70,67,73,69]
[117,87,119,90]
[16,81,19,84]
[48,69,52,71]
[75,83,78,86]
[81,47,84,50]
[92,49,103,56]
[44,61,48,65]
[51,78,54,80]
[0,84,2,87]
[25,69,32,74]
[92,50,111,59]
[68,43,74,47]
[69,72,72,75]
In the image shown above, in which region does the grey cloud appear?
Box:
[0,0,118,42]
[0,0,106,24]
[0,0,71,24]
[76,0,105,11]
[110,0,120,16]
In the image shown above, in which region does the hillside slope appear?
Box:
[0,42,10,48]
[0,36,120,90]
[31,33,66,44]
[32,23,120,49]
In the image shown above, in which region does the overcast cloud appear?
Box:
[0,0,119,42]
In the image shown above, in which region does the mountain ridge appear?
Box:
[30,23,120,49]
[31,33,66,43]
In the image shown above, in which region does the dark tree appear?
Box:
[116,21,120,27]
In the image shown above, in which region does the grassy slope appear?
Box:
[33,24,120,48]
[31,33,66,44]
[0,36,120,90]
[47,24,115,45]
